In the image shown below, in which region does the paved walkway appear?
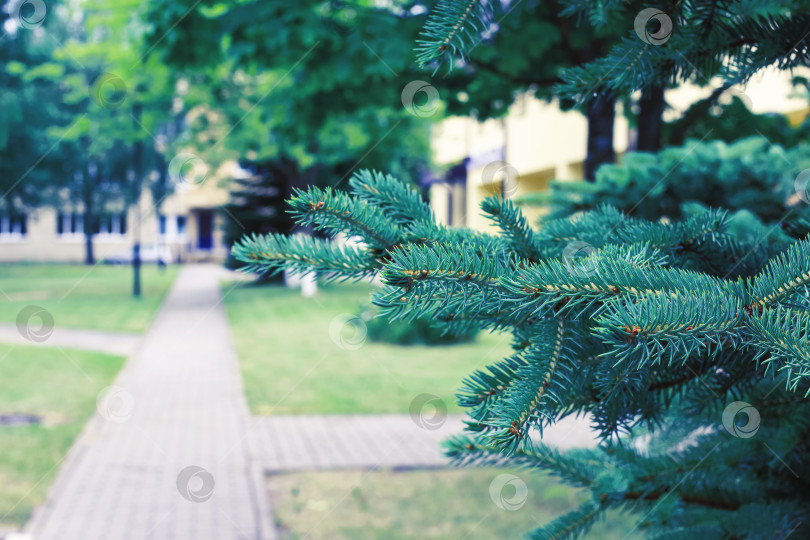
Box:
[252,414,594,472]
[24,265,273,540]
[0,324,141,357]
[13,264,597,540]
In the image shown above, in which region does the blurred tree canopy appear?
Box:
[145,0,434,191]
[1,0,179,265]
[0,0,71,212]
[144,0,638,180]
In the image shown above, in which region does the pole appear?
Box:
[132,103,143,298]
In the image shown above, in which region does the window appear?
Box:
[56,212,84,236]
[0,213,27,239]
[96,213,127,236]
[159,214,190,240]
[57,212,126,236]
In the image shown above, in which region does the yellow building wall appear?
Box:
[431,67,810,232]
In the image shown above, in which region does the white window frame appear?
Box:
[56,212,84,241]
[0,214,27,242]
[96,213,127,239]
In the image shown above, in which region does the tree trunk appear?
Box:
[584,94,616,181]
[82,160,95,265]
[669,84,730,146]
[83,229,94,265]
[637,85,665,152]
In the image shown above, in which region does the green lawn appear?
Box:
[0,343,125,526]
[268,468,643,539]
[223,281,512,415]
[0,264,178,333]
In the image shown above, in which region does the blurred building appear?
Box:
[429,67,810,231]
[0,162,233,264]
[3,70,809,262]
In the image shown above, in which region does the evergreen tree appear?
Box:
[417,0,810,159]
[41,0,178,279]
[223,159,294,273]
[235,170,810,538]
[229,1,810,537]
[417,0,810,101]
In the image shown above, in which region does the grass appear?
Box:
[223,281,512,415]
[268,468,643,539]
[0,264,179,333]
[0,343,125,526]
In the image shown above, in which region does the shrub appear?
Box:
[521,137,810,224]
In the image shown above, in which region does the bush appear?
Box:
[361,300,478,345]
[521,136,810,224]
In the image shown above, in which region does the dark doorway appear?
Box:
[197,210,213,250]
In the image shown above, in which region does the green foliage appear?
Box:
[223,160,292,273]
[235,170,810,538]
[232,233,377,281]
[349,170,435,226]
[663,95,810,148]
[415,0,492,71]
[556,0,810,101]
[417,1,623,120]
[362,301,478,346]
[419,0,810,112]
[146,0,432,185]
[521,137,810,225]
[0,0,181,266]
[0,2,74,211]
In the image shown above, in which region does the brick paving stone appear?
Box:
[24,265,273,540]
[16,264,599,540]
[251,414,596,472]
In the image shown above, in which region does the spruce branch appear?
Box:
[381,241,507,284]
[288,185,404,249]
[237,167,810,536]
[596,291,747,367]
[556,5,810,100]
[749,238,810,309]
[481,196,547,261]
[415,0,493,70]
[377,242,515,319]
[533,205,730,260]
[526,501,604,540]
[408,220,511,258]
[746,307,810,393]
[444,434,607,489]
[502,243,719,322]
[487,319,571,452]
[348,169,435,226]
[231,233,377,280]
[457,354,528,414]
